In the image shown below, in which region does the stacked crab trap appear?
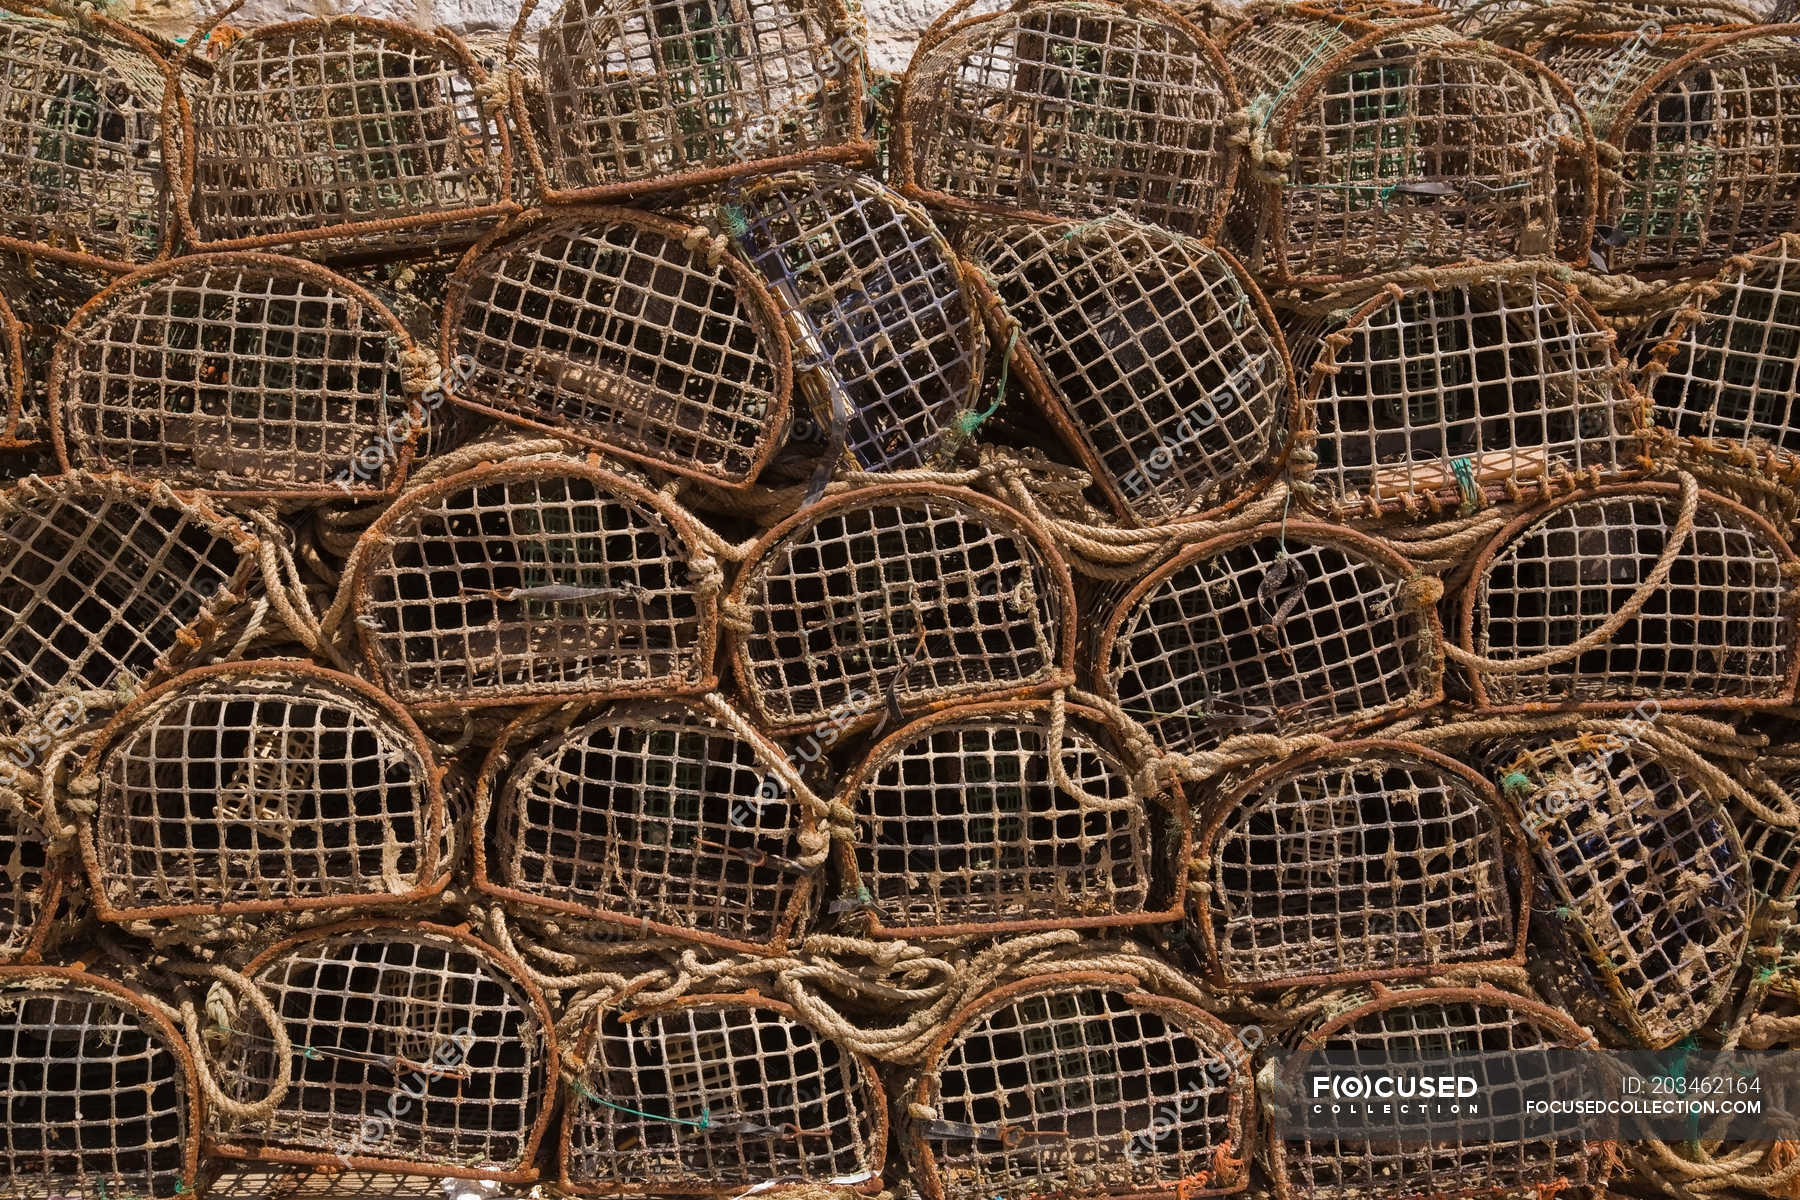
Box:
[4,0,1800,1195]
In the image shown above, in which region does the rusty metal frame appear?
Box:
[0,804,67,965]
[0,289,27,450]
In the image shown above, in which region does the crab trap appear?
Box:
[727,484,1075,737]
[0,473,259,733]
[1092,522,1442,754]
[1290,262,1642,520]
[1265,987,1609,1200]
[207,920,556,1183]
[76,661,448,924]
[50,253,428,499]
[345,458,719,711]
[1223,12,1583,285]
[835,699,1186,938]
[474,697,821,953]
[0,966,201,1200]
[179,17,511,258]
[722,167,987,473]
[1192,740,1528,990]
[1500,733,1752,1047]
[907,974,1253,1200]
[0,10,186,275]
[896,0,1241,233]
[1456,482,1799,710]
[531,0,871,201]
[444,207,793,487]
[961,216,1291,524]
[0,288,26,451]
[560,992,888,1195]
[0,806,63,965]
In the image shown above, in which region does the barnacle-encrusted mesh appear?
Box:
[1539,25,1800,275]
[0,474,258,732]
[81,662,446,922]
[210,922,554,1180]
[1461,483,1797,709]
[1291,263,1640,520]
[51,254,423,498]
[0,289,25,449]
[963,216,1289,523]
[896,0,1240,232]
[1268,988,1604,1200]
[1094,522,1440,754]
[1225,15,1576,285]
[476,698,819,952]
[562,994,886,1194]
[1639,233,1800,462]
[909,976,1252,1199]
[1194,741,1524,989]
[183,17,512,257]
[0,806,58,963]
[724,167,985,473]
[348,458,718,710]
[1501,734,1751,1046]
[0,968,200,1200]
[445,207,792,486]
[838,699,1182,936]
[0,12,179,271]
[729,485,1074,736]
[533,0,869,200]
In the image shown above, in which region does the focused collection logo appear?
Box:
[1308,1072,1483,1116]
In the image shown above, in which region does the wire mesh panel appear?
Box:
[1094,522,1441,755]
[561,993,887,1194]
[1638,233,1800,465]
[1225,15,1579,285]
[210,921,556,1181]
[533,0,870,201]
[909,974,1252,1200]
[1500,734,1751,1046]
[723,167,986,473]
[1460,482,1798,709]
[838,699,1184,937]
[1194,741,1526,989]
[80,661,447,922]
[0,807,61,964]
[0,474,259,733]
[0,289,26,450]
[729,484,1074,737]
[444,207,792,486]
[348,458,718,710]
[1293,263,1641,520]
[962,216,1289,524]
[1268,988,1606,1200]
[0,966,201,1200]
[51,253,425,499]
[476,698,819,953]
[0,12,181,273]
[182,17,512,258]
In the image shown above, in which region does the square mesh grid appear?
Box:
[446,208,790,486]
[0,476,257,731]
[186,18,511,256]
[563,997,885,1193]
[724,168,984,473]
[730,485,1072,735]
[87,663,445,920]
[1196,743,1523,988]
[0,807,58,963]
[1505,735,1751,1046]
[898,0,1239,233]
[53,255,422,497]
[1296,265,1637,519]
[481,700,818,951]
[841,702,1174,935]
[1096,524,1438,755]
[351,460,716,708]
[536,0,867,198]
[1467,487,1796,707]
[212,923,553,1178]
[0,971,197,1200]
[913,980,1249,1199]
[963,217,1287,524]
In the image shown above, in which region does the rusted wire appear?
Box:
[0,289,26,451]
[0,805,62,964]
